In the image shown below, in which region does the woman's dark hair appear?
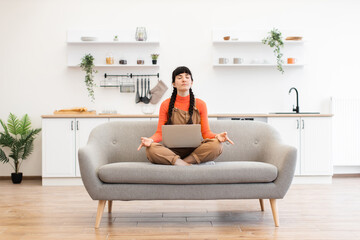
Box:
[165,66,195,125]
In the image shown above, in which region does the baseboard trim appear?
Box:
[333,166,360,174]
[333,174,360,178]
[0,176,41,180]
[42,177,83,186]
[292,176,332,184]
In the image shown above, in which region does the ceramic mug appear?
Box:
[233,58,244,64]
[219,58,229,64]
[287,58,297,64]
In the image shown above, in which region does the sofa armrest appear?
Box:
[263,143,297,198]
[78,144,109,200]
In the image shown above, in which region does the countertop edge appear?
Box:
[41,114,334,118]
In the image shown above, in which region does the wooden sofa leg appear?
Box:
[95,200,106,229]
[269,199,279,227]
[108,200,113,213]
[259,199,265,211]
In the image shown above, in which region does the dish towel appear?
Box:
[150,80,168,104]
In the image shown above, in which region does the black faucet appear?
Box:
[289,87,299,113]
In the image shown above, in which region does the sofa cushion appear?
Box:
[98,161,278,184]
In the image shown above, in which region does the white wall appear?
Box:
[0,0,359,176]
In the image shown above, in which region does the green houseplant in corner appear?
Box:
[0,113,41,184]
[80,53,98,102]
[262,28,284,74]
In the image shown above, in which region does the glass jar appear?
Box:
[119,56,127,65]
[106,53,114,65]
[137,57,145,65]
[135,27,147,41]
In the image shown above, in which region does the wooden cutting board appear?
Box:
[53,110,96,115]
[285,36,303,40]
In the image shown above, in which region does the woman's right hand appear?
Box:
[137,137,154,150]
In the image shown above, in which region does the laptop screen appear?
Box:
[162,124,202,148]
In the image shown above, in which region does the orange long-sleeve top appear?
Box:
[150,95,216,143]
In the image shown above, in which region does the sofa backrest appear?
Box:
[87,120,281,163]
[209,120,281,162]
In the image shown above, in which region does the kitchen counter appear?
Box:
[211,113,333,117]
[41,114,157,118]
[41,113,333,118]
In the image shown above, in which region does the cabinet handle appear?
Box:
[71,121,74,131]
[296,120,299,129]
[302,119,305,129]
[76,121,79,130]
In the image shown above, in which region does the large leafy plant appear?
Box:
[80,54,98,102]
[262,28,284,74]
[0,113,41,173]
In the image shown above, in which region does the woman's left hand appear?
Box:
[215,132,234,145]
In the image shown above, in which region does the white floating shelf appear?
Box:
[67,41,159,44]
[213,64,304,67]
[68,64,160,68]
[213,40,304,44]
[67,29,161,68]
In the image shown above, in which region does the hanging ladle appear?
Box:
[135,77,140,103]
[142,77,150,104]
[147,77,152,100]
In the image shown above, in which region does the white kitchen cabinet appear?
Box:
[42,118,108,184]
[42,119,76,177]
[74,118,108,176]
[267,117,332,177]
[267,118,301,175]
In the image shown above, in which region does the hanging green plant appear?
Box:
[80,54,98,102]
[262,28,284,74]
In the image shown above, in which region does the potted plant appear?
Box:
[80,54,98,102]
[0,113,41,184]
[151,54,159,65]
[262,28,284,74]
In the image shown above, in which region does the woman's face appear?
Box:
[173,72,193,92]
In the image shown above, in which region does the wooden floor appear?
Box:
[1,178,360,240]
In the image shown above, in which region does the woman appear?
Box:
[137,66,234,166]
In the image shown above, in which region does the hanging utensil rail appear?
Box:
[129,73,160,78]
[101,73,159,90]
[104,73,160,78]
[104,73,130,78]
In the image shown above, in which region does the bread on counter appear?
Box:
[54,107,96,114]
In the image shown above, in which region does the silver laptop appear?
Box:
[162,124,202,148]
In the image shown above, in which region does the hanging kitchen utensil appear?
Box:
[135,77,140,103]
[142,77,150,104]
[147,77,152,100]
[140,78,144,102]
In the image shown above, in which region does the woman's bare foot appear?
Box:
[174,158,191,166]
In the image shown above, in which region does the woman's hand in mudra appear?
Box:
[215,132,234,145]
[137,137,154,150]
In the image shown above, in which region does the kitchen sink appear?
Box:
[270,112,320,114]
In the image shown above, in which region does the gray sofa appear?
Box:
[78,120,297,228]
